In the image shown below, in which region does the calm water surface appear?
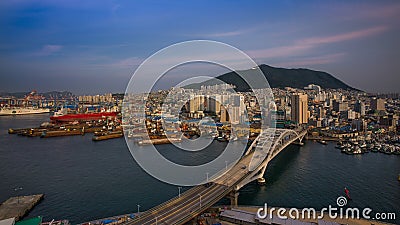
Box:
[0,114,399,224]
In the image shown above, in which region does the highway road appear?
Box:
[122,127,307,225]
[123,153,253,225]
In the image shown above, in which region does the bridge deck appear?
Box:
[122,128,307,225]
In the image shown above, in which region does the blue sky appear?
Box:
[0,0,399,94]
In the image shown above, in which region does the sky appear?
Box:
[0,0,399,95]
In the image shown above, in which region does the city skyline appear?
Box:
[1,1,399,94]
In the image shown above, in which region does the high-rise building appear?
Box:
[189,95,204,113]
[291,93,308,124]
[371,98,385,111]
[354,100,365,116]
[317,106,326,119]
[229,106,241,124]
[208,95,221,114]
[220,106,229,122]
[352,119,367,131]
[333,100,348,112]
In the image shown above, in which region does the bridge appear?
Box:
[123,126,308,225]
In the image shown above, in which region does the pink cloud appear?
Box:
[273,53,346,68]
[246,26,388,61]
[200,26,263,38]
[300,26,388,45]
[205,30,246,38]
[331,2,400,22]
[247,44,313,59]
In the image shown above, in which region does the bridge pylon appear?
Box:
[226,190,239,207]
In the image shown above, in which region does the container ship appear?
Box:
[0,107,50,116]
[50,111,118,122]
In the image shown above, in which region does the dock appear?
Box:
[0,194,44,221]
[9,126,104,138]
[305,135,340,141]
[78,213,139,225]
[138,138,181,145]
[41,130,84,138]
[92,132,123,141]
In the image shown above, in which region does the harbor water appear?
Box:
[0,114,399,224]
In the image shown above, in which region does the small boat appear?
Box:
[374,143,381,152]
[344,147,353,155]
[318,140,328,145]
[353,146,362,154]
[344,187,351,200]
[217,136,228,142]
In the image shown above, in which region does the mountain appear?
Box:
[185,64,357,91]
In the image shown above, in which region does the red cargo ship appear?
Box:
[50,112,118,122]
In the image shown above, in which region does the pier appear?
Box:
[92,131,123,141]
[137,137,181,145]
[0,194,43,221]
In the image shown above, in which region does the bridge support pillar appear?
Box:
[293,140,304,146]
[227,190,239,207]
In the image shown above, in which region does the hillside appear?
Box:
[185,64,356,91]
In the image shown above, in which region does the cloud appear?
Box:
[247,44,313,59]
[299,26,388,45]
[35,45,63,56]
[199,26,263,38]
[107,25,385,71]
[204,30,247,38]
[246,26,388,60]
[273,53,347,68]
[330,2,400,22]
[110,57,143,68]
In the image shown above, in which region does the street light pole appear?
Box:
[178,187,182,198]
[137,204,140,217]
[14,187,23,204]
[198,194,202,209]
[225,161,228,171]
[206,172,209,183]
